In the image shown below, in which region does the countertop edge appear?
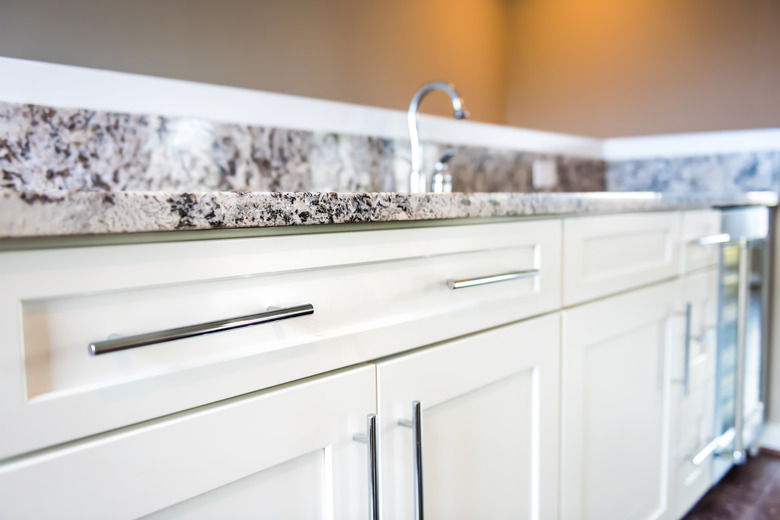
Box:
[0,190,776,240]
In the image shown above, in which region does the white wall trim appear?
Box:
[603,128,780,160]
[0,56,603,158]
[760,422,780,452]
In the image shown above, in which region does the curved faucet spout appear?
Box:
[408,81,468,193]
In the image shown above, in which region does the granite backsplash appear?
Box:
[0,101,606,194]
[3,101,778,197]
[607,151,780,194]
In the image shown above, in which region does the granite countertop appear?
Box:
[0,189,776,239]
[1,100,777,240]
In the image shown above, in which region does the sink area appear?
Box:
[1,59,778,240]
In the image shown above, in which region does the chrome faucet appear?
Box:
[407,82,468,193]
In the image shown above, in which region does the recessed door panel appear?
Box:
[424,371,535,519]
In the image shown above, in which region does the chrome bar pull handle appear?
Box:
[353,414,380,520]
[399,401,424,520]
[447,269,540,290]
[89,304,314,355]
[683,302,692,396]
[694,233,731,246]
[693,326,718,344]
[692,436,722,466]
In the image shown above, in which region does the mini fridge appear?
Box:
[712,206,772,482]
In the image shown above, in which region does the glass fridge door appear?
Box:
[715,242,740,448]
[714,237,768,479]
[742,239,768,447]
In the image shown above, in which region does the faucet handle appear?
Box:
[437,149,455,167]
[432,149,454,193]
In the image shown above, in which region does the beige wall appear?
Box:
[0,0,508,125]
[1,0,779,136]
[507,0,780,137]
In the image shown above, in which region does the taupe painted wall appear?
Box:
[0,0,778,135]
[0,0,508,125]
[506,0,780,137]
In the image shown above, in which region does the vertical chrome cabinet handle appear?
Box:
[89,304,314,355]
[683,302,692,396]
[399,401,424,520]
[354,414,380,520]
[733,237,749,465]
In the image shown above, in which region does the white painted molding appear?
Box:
[603,128,780,160]
[760,422,780,452]
[0,56,603,158]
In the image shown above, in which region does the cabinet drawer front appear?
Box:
[681,210,723,273]
[0,366,376,519]
[0,219,560,458]
[562,212,680,306]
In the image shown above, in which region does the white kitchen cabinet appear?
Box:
[562,212,681,306]
[0,365,377,520]
[561,281,679,520]
[0,207,758,519]
[377,313,560,520]
[0,219,560,459]
[669,269,719,518]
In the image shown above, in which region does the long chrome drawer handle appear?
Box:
[692,436,722,466]
[399,401,424,520]
[354,414,380,520]
[447,269,540,290]
[89,304,314,356]
[694,233,731,246]
[692,326,717,343]
[695,429,739,465]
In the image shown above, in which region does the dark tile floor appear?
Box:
[683,451,780,520]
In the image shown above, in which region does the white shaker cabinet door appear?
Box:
[0,365,377,520]
[671,269,719,518]
[561,282,679,520]
[377,313,561,520]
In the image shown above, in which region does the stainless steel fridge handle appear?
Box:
[89,304,314,355]
[354,414,380,520]
[733,237,750,464]
[693,233,731,246]
[399,401,424,520]
[447,269,540,290]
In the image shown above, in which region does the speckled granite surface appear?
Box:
[1,189,775,238]
[0,101,606,194]
[1,100,778,239]
[607,152,780,193]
